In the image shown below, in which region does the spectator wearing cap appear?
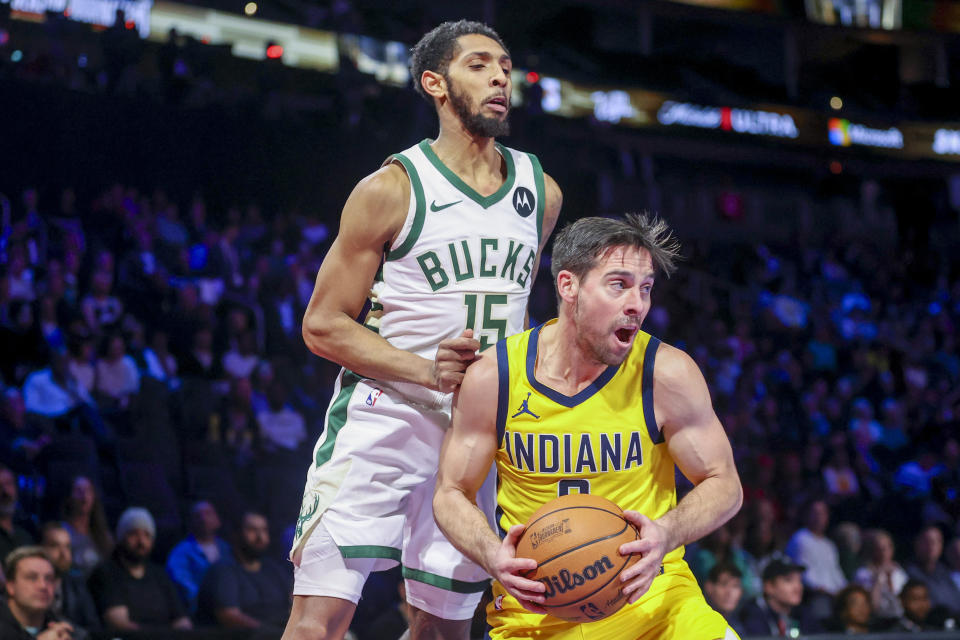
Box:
[904,525,960,618]
[40,522,100,633]
[739,557,808,637]
[1,546,82,640]
[87,507,192,631]
[165,500,231,614]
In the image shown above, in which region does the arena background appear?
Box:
[1,0,960,638]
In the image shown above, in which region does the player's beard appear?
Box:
[572,297,630,367]
[446,76,510,138]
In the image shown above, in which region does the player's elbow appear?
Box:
[727,471,744,518]
[301,312,338,359]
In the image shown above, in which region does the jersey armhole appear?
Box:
[642,336,664,444]
[495,339,510,448]
[384,154,425,261]
[527,152,546,247]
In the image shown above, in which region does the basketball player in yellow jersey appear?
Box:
[434,214,743,639]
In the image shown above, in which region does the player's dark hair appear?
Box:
[409,20,507,103]
[707,561,743,583]
[550,213,682,294]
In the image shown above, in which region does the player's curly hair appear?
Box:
[550,213,683,288]
[409,20,508,103]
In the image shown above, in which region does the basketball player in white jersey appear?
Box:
[282,20,562,640]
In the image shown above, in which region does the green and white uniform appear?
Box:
[291,139,546,619]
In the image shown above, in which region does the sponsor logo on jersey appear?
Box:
[503,430,644,473]
[512,187,535,217]
[430,199,461,212]
[365,388,382,406]
[511,392,540,419]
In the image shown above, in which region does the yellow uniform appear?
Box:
[488,322,737,639]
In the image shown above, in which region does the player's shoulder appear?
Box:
[352,162,410,206]
[650,340,703,390]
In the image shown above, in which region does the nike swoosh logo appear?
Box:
[430,200,461,212]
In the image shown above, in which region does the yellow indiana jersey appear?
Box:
[493,320,683,568]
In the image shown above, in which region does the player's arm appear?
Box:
[619,343,742,603]
[525,173,562,328]
[302,164,479,391]
[433,353,547,612]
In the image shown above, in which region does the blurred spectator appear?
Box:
[215,377,257,468]
[93,333,140,411]
[904,524,960,617]
[0,299,45,384]
[785,499,847,598]
[23,351,108,445]
[821,438,860,507]
[222,330,260,380]
[80,269,122,335]
[40,522,99,632]
[165,500,231,614]
[0,388,52,474]
[0,464,35,562]
[894,444,946,499]
[832,584,872,633]
[1,546,81,640]
[832,521,862,582]
[890,579,937,632]
[180,326,220,380]
[198,511,291,630]
[947,536,960,593]
[739,557,807,637]
[66,337,95,397]
[87,507,191,631]
[256,380,306,454]
[60,476,112,578]
[703,562,744,631]
[141,329,178,386]
[854,528,907,620]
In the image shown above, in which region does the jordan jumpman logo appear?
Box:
[511,392,540,419]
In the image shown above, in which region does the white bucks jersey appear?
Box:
[366,139,545,358]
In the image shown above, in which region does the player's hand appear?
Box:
[489,524,548,615]
[430,329,481,392]
[618,511,670,604]
[37,621,74,640]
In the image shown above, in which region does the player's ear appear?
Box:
[556,270,578,305]
[421,70,446,102]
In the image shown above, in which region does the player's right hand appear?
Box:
[490,524,548,615]
[431,329,481,392]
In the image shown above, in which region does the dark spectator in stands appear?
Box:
[821,440,861,507]
[222,330,260,380]
[785,498,847,623]
[1,546,81,640]
[832,584,872,633]
[22,351,109,445]
[165,500,231,614]
[894,443,946,499]
[60,476,112,578]
[832,521,862,581]
[94,333,139,411]
[890,580,936,632]
[256,380,306,454]
[359,578,410,640]
[703,562,744,629]
[141,329,178,386]
[0,464,35,563]
[198,511,291,630]
[66,336,95,397]
[854,528,908,620]
[0,299,45,384]
[946,536,960,593]
[904,524,960,616]
[179,326,220,380]
[40,522,100,632]
[87,507,191,631]
[37,296,65,353]
[0,388,52,474]
[4,243,36,302]
[739,557,807,637]
[80,269,122,335]
[216,377,257,467]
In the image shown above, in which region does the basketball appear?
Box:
[515,493,640,623]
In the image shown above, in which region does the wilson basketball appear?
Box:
[515,493,640,623]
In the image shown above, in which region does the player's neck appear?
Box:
[535,320,608,395]
[430,127,502,185]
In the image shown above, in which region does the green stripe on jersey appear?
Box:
[387,153,426,261]
[528,152,546,247]
[314,370,362,467]
[402,567,491,593]
[418,139,516,209]
[340,545,401,561]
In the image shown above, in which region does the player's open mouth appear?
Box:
[485,96,508,113]
[614,327,636,345]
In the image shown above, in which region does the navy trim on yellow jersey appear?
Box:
[525,325,620,408]
[642,336,664,444]
[496,339,510,448]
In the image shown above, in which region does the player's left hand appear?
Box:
[617,511,670,604]
[489,524,548,615]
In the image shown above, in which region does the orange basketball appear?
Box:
[515,493,640,623]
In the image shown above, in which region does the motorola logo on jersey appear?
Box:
[513,187,535,217]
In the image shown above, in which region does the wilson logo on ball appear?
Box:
[539,556,616,597]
